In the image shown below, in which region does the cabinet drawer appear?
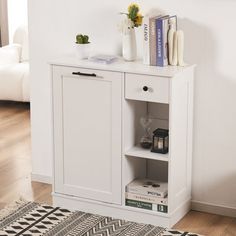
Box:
[125,73,169,103]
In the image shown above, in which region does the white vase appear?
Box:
[75,43,90,60]
[122,28,137,61]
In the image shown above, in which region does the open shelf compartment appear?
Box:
[122,99,170,214]
[123,155,169,214]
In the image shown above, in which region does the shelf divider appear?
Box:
[124,146,169,162]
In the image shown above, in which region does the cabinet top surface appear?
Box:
[50,56,195,78]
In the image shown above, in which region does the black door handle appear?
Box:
[72,72,97,77]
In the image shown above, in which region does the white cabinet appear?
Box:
[52,65,122,204]
[51,58,195,228]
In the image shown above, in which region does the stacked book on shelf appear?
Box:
[143,14,177,67]
[125,178,168,213]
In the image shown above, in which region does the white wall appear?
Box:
[28,0,236,213]
[8,0,28,42]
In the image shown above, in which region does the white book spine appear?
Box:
[143,16,150,65]
[126,186,167,198]
[163,19,169,66]
[126,192,168,205]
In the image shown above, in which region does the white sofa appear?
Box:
[0,27,30,102]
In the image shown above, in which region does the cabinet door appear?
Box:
[52,66,122,205]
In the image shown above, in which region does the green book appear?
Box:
[126,199,152,210]
[126,199,168,213]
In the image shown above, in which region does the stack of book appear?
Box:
[125,179,168,213]
[143,15,177,67]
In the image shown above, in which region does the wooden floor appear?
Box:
[0,101,52,209]
[0,101,235,235]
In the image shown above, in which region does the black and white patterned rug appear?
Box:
[0,199,202,236]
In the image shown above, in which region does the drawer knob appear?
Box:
[143,86,149,92]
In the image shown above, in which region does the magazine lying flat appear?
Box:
[89,55,118,64]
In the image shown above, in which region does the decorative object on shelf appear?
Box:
[119,3,143,61]
[167,17,177,66]
[140,116,152,149]
[75,34,90,59]
[176,30,185,66]
[168,19,186,67]
[151,128,169,154]
[122,23,137,61]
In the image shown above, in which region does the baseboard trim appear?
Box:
[191,200,236,218]
[31,173,52,184]
[53,192,188,228]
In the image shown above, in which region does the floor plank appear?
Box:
[174,210,236,235]
[0,101,235,235]
[0,101,52,209]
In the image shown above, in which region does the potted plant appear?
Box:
[75,34,90,59]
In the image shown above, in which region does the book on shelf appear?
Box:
[143,16,150,65]
[149,15,163,66]
[143,14,178,67]
[126,199,168,213]
[143,14,166,66]
[126,179,168,198]
[125,192,168,205]
[156,15,177,67]
[156,16,169,67]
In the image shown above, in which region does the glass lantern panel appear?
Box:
[154,137,159,149]
[165,136,169,149]
[157,137,164,150]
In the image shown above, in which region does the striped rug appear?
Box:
[0,199,201,236]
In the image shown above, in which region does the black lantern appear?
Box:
[151,128,169,154]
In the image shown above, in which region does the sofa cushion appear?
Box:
[0,62,30,102]
[13,26,29,62]
[0,44,22,65]
[21,34,29,62]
